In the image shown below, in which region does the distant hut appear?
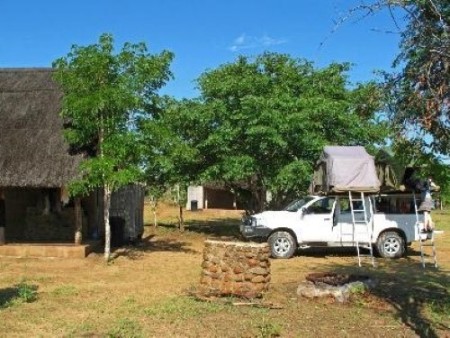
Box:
[0,68,144,250]
[187,183,238,210]
[186,181,260,211]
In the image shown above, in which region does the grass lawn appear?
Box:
[0,202,449,337]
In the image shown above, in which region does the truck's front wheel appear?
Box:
[376,231,405,258]
[268,231,297,259]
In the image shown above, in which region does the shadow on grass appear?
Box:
[295,246,363,258]
[111,234,198,260]
[295,245,435,258]
[315,258,450,337]
[150,219,242,239]
[0,287,20,308]
[0,283,39,308]
[184,219,242,239]
[111,219,242,260]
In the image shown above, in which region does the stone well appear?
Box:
[199,240,271,298]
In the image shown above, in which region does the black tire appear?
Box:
[268,231,297,259]
[376,231,405,259]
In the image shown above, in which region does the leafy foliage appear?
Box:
[353,1,450,155]
[16,280,38,303]
[53,33,174,196]
[390,138,450,204]
[53,33,173,258]
[390,0,450,154]
[150,53,387,210]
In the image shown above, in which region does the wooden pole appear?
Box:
[0,192,5,245]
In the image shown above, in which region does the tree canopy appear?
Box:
[348,0,450,205]
[53,33,174,259]
[354,0,450,156]
[150,53,388,210]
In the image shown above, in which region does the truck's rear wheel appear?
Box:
[376,231,405,258]
[268,231,296,259]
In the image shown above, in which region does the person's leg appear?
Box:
[423,211,433,231]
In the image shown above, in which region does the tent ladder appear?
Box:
[419,230,438,268]
[348,191,376,268]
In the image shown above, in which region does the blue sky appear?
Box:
[0,0,402,98]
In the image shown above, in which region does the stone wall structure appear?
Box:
[199,240,271,298]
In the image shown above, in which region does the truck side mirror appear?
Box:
[300,207,307,217]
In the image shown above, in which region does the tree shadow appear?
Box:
[97,217,242,261]
[0,287,20,308]
[110,234,199,260]
[313,257,450,337]
[186,218,242,240]
[0,283,39,308]
[159,219,242,240]
[295,246,363,258]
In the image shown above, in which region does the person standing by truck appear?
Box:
[418,177,439,233]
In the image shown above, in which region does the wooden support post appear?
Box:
[74,197,82,245]
[0,192,5,245]
[54,188,62,214]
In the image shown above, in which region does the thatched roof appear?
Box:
[0,68,82,188]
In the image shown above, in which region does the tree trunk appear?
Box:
[251,187,266,213]
[74,197,82,245]
[178,205,184,232]
[104,185,112,261]
[150,198,157,228]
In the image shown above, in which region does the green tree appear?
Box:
[53,34,173,260]
[351,0,450,156]
[391,138,450,206]
[155,53,387,211]
[141,97,197,230]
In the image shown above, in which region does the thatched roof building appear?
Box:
[0,68,81,188]
[0,68,144,253]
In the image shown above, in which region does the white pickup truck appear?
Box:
[240,194,428,259]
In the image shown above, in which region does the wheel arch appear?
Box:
[377,228,407,247]
[269,228,298,244]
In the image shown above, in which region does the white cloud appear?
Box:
[229,33,287,52]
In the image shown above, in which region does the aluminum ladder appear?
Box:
[348,191,376,267]
[413,192,438,268]
[419,230,438,268]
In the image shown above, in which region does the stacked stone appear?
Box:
[199,240,271,298]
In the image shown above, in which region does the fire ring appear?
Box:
[305,272,370,286]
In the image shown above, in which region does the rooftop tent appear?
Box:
[375,148,403,191]
[311,146,381,193]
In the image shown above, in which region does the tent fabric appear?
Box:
[374,149,403,191]
[311,146,381,193]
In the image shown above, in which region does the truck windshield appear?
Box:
[283,197,315,212]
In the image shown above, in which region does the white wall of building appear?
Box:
[186,186,204,210]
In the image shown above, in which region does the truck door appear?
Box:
[337,197,353,243]
[337,195,374,245]
[300,197,337,243]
